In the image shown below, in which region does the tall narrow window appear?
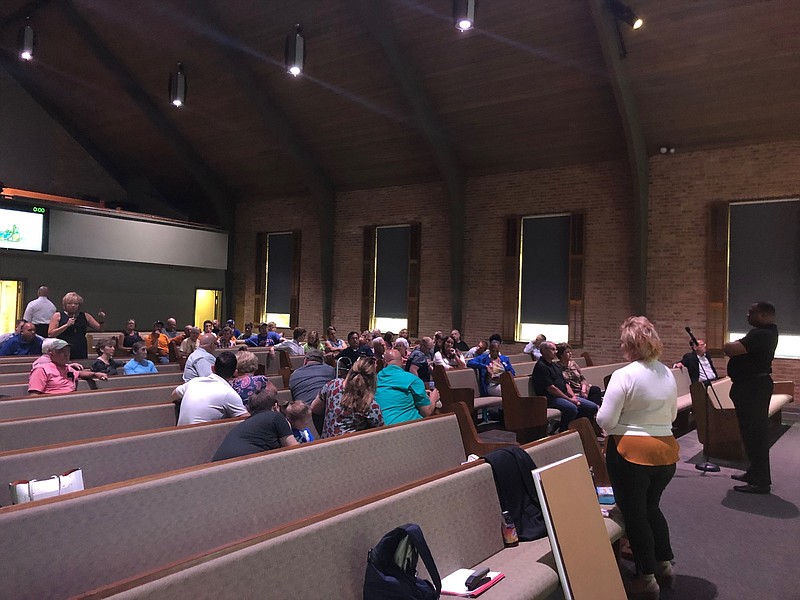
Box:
[727,199,799,358]
[361,224,420,335]
[257,231,301,328]
[509,213,584,345]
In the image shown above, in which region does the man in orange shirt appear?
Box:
[146,321,171,364]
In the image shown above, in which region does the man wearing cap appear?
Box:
[173,351,249,425]
[225,319,241,339]
[289,349,336,431]
[146,321,171,364]
[28,338,107,394]
[183,332,218,382]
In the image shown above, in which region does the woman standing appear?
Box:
[48,292,104,360]
[597,317,678,600]
[311,357,383,438]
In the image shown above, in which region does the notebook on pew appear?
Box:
[440,569,504,597]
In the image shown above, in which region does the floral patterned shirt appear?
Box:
[232,374,270,407]
[319,378,384,438]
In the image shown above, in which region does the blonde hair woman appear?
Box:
[48,291,104,359]
[597,316,678,599]
[311,357,383,438]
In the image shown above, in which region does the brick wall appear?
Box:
[232,140,799,395]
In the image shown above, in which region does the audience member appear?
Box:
[289,349,336,432]
[464,339,488,359]
[0,321,42,356]
[375,349,431,425]
[266,322,284,344]
[163,317,180,339]
[312,357,383,438]
[145,321,170,363]
[246,322,277,347]
[225,319,241,338]
[23,286,57,337]
[524,334,547,360]
[216,326,237,349]
[212,319,221,334]
[451,329,469,352]
[238,321,254,341]
[203,320,214,334]
[124,341,158,374]
[0,319,26,345]
[532,341,598,431]
[211,385,296,461]
[231,350,270,408]
[122,319,144,349]
[556,343,603,405]
[393,336,410,359]
[383,331,395,347]
[180,326,201,358]
[274,327,306,355]
[183,332,218,382]
[324,326,345,355]
[432,331,445,355]
[48,291,105,359]
[284,400,315,443]
[28,338,107,394]
[170,324,191,346]
[372,337,387,360]
[597,316,679,598]
[398,328,409,340]
[338,330,374,367]
[467,333,515,396]
[91,339,123,375]
[304,330,324,353]
[433,334,466,370]
[673,338,718,384]
[405,336,435,390]
[174,351,249,426]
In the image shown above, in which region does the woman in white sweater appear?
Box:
[597,316,678,600]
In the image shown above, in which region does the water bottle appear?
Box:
[501,511,519,547]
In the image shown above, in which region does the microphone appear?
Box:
[685,326,699,347]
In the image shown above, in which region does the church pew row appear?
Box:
[0,372,183,398]
[0,419,241,506]
[0,403,177,452]
[0,413,479,599]
[0,367,181,386]
[0,360,182,378]
[83,426,621,600]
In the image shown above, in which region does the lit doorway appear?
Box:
[194,289,222,327]
[0,280,24,334]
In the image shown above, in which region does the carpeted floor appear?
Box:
[480,409,800,599]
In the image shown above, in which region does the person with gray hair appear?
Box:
[180,326,201,358]
[231,350,270,408]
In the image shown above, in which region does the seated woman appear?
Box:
[231,350,270,408]
[122,319,143,350]
[556,342,602,405]
[91,339,123,375]
[311,357,384,438]
[216,326,237,349]
[324,326,345,356]
[212,386,298,461]
[123,341,158,375]
[433,334,467,370]
[467,334,515,397]
[304,330,324,353]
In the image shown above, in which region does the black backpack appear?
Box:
[363,523,441,600]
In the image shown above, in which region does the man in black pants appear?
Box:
[724,301,779,494]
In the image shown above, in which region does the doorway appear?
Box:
[0,280,24,335]
[194,289,222,328]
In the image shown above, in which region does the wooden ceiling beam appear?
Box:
[356,0,466,330]
[190,0,336,328]
[0,0,53,32]
[587,0,649,314]
[56,0,234,228]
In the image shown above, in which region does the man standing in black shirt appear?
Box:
[724,301,779,494]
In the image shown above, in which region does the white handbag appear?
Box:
[9,468,85,504]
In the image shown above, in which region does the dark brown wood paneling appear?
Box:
[568,213,585,348]
[253,232,267,323]
[503,216,521,342]
[360,226,376,333]
[290,230,302,328]
[407,222,421,338]
[707,203,729,351]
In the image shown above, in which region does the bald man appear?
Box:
[23,286,57,338]
[375,348,432,425]
[183,332,219,382]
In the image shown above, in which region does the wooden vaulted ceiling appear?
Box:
[1,0,799,225]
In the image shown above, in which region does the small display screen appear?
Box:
[0,203,49,252]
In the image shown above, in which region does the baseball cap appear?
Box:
[42,338,70,353]
[305,349,325,363]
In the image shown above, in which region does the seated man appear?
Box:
[523,334,547,360]
[124,341,159,374]
[274,327,307,356]
[174,351,250,426]
[532,341,598,432]
[0,321,42,356]
[405,336,435,390]
[338,330,374,367]
[467,333,515,397]
[183,332,218,382]
[28,338,107,394]
[225,319,242,339]
[673,338,718,384]
[289,349,336,432]
[245,322,278,347]
[0,319,27,346]
[464,339,488,359]
[375,348,432,425]
[179,326,201,358]
[163,317,180,339]
[212,385,297,461]
[145,321,171,364]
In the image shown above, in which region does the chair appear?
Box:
[450,401,516,458]
[568,417,610,486]
[498,370,550,444]
[432,364,476,413]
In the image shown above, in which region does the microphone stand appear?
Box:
[693,343,720,474]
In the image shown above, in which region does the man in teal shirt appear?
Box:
[376,348,433,425]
